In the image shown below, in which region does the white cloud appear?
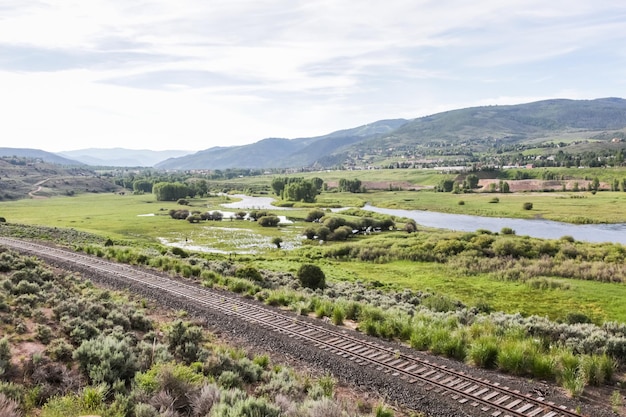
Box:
[1,1,625,151]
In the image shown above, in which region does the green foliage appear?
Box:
[0,337,11,377]
[338,178,362,193]
[257,215,280,227]
[46,339,74,362]
[166,320,206,364]
[153,182,192,201]
[466,336,499,369]
[211,396,281,417]
[305,209,326,222]
[523,202,533,210]
[297,264,326,290]
[73,335,138,385]
[235,265,263,282]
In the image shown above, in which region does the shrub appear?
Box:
[211,396,281,417]
[217,371,242,389]
[0,337,10,377]
[297,264,326,290]
[271,237,283,248]
[35,324,53,345]
[305,209,325,222]
[0,393,21,417]
[489,197,499,203]
[467,336,499,369]
[500,227,515,235]
[46,339,74,362]
[190,384,221,417]
[235,266,263,282]
[257,216,280,227]
[73,335,138,385]
[166,320,206,364]
[523,202,533,210]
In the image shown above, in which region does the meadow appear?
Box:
[3,186,626,398]
[1,190,626,323]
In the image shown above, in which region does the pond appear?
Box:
[221,194,626,245]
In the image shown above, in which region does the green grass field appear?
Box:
[2,189,626,324]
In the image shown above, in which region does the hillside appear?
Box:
[156,98,626,170]
[363,97,626,149]
[58,148,193,167]
[0,157,121,200]
[0,147,82,165]
[155,119,408,170]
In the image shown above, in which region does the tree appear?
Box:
[338,178,362,193]
[133,179,153,193]
[283,180,318,203]
[270,177,285,197]
[464,174,479,190]
[438,179,454,192]
[501,182,510,193]
[591,177,600,192]
[153,182,192,201]
[297,264,326,289]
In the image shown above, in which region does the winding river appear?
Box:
[222,195,626,245]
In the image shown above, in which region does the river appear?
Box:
[221,195,626,244]
[363,204,626,244]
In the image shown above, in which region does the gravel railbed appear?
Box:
[14,246,615,417]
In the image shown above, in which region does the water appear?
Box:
[363,204,626,244]
[220,194,626,245]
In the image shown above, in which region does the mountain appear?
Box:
[0,148,82,165]
[156,119,409,170]
[57,148,193,167]
[360,97,626,150]
[155,97,626,170]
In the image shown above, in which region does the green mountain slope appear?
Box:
[156,98,626,170]
[155,119,408,170]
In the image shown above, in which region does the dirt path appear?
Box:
[28,178,50,199]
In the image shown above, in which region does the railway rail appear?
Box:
[0,237,584,417]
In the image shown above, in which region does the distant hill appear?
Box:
[155,98,626,170]
[0,148,82,165]
[58,148,193,167]
[156,119,408,170]
[361,97,626,150]
[0,157,121,200]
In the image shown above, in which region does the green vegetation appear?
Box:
[0,249,392,416]
[3,164,626,406]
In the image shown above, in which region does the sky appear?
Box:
[1,1,626,152]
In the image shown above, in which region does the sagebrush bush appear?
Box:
[0,393,21,417]
[73,335,137,385]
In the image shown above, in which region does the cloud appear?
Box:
[1,1,625,151]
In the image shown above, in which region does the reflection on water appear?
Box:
[220,194,626,245]
[363,204,626,244]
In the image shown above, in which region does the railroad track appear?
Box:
[0,237,583,417]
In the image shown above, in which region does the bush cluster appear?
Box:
[0,250,388,417]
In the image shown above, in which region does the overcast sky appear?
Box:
[1,1,625,152]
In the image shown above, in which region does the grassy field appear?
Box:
[2,190,626,324]
[364,190,626,223]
